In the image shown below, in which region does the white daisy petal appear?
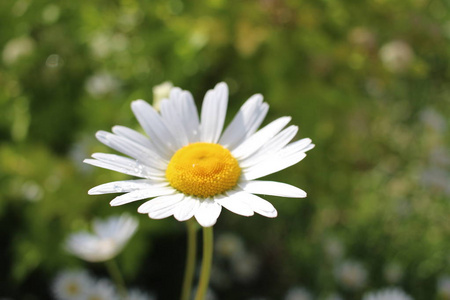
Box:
[216,192,254,217]
[131,99,179,155]
[177,91,201,143]
[112,125,153,148]
[95,131,168,169]
[239,125,298,168]
[174,196,201,221]
[138,193,184,213]
[88,180,168,195]
[219,94,268,150]
[243,152,307,181]
[232,116,291,160]
[84,155,164,180]
[240,180,307,198]
[194,199,222,227]
[238,191,278,218]
[160,98,190,147]
[110,186,176,206]
[200,82,228,143]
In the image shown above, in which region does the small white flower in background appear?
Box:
[65,214,138,262]
[438,275,450,299]
[152,81,173,111]
[85,72,121,98]
[379,40,414,73]
[334,259,368,290]
[85,82,314,227]
[83,279,119,300]
[362,287,413,300]
[419,108,447,133]
[52,270,93,300]
[126,288,156,300]
[2,36,35,65]
[383,262,404,284]
[215,232,245,258]
[230,251,260,283]
[323,236,344,261]
[284,286,313,300]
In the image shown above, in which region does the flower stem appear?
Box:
[105,259,127,300]
[180,219,198,300]
[194,226,214,300]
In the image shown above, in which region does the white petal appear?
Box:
[95,131,168,169]
[216,192,254,217]
[200,82,228,143]
[173,197,201,221]
[112,125,153,148]
[219,94,268,150]
[110,186,176,206]
[194,198,222,227]
[177,91,201,143]
[243,152,307,180]
[160,98,190,147]
[88,180,168,195]
[137,193,184,214]
[239,125,298,168]
[131,99,179,155]
[240,180,307,198]
[232,116,291,160]
[84,154,165,180]
[238,192,278,218]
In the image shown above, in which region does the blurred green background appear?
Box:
[1,0,450,299]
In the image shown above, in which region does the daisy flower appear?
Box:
[52,269,93,300]
[65,214,138,262]
[85,82,314,227]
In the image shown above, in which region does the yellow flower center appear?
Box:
[166,142,241,198]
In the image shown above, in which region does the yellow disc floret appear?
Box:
[166,142,241,198]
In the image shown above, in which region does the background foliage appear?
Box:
[1,0,450,299]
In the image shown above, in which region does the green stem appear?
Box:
[180,219,198,300]
[194,226,214,300]
[105,259,127,300]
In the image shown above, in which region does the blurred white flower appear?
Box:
[323,237,344,261]
[383,262,404,284]
[438,275,450,299]
[83,279,119,300]
[126,288,156,300]
[379,40,414,73]
[420,167,450,195]
[52,270,93,300]
[215,232,246,259]
[20,180,43,202]
[85,72,121,98]
[89,32,129,59]
[419,108,447,133]
[231,251,260,283]
[362,287,413,300]
[66,214,138,262]
[152,81,173,111]
[2,36,35,65]
[334,259,368,290]
[284,286,313,300]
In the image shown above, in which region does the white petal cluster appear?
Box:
[284,286,313,300]
[362,287,413,300]
[85,82,314,227]
[65,214,138,262]
[52,270,93,300]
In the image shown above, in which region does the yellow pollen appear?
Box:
[166,142,241,198]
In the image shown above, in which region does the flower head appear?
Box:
[65,214,138,262]
[83,279,119,300]
[85,82,314,227]
[52,269,93,300]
